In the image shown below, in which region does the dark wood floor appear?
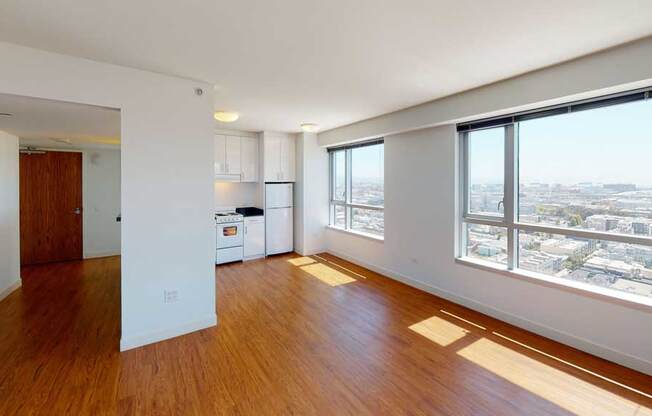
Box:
[1,253,651,415]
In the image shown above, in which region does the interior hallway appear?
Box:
[0,254,651,415]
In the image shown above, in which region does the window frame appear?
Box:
[457,89,652,306]
[329,140,384,238]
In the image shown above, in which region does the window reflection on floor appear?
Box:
[409,316,470,346]
[457,338,651,416]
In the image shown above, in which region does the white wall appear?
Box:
[324,125,652,375]
[0,42,216,350]
[214,182,259,210]
[294,133,329,255]
[294,134,305,253]
[319,36,652,146]
[0,132,21,301]
[83,149,121,258]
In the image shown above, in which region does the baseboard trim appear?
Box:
[84,250,121,259]
[297,247,326,256]
[327,249,652,376]
[0,279,21,302]
[120,313,217,352]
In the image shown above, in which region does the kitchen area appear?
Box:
[214,130,296,265]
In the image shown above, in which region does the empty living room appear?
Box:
[1,1,652,415]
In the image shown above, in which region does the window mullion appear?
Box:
[345,149,352,230]
[462,132,470,217]
[329,152,334,225]
[505,124,517,270]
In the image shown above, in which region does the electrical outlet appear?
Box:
[164,290,179,304]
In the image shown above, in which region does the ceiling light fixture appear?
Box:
[213,111,239,123]
[300,123,320,133]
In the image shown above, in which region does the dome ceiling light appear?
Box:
[214,111,239,123]
[300,123,320,133]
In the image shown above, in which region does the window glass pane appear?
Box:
[333,150,346,201]
[352,208,384,236]
[333,205,345,228]
[351,144,384,207]
[468,128,504,216]
[518,100,652,237]
[518,231,652,298]
[465,223,508,265]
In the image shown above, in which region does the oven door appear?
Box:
[217,222,243,249]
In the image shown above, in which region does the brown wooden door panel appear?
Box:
[20,151,82,265]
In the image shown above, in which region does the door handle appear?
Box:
[73,207,82,215]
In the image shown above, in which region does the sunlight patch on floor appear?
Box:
[288,257,317,266]
[492,331,652,402]
[409,316,470,346]
[312,255,367,279]
[439,309,486,330]
[457,338,650,416]
[300,263,357,286]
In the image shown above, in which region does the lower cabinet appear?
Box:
[243,216,265,259]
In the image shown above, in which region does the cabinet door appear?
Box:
[280,135,295,182]
[214,135,227,174]
[225,136,241,175]
[264,136,281,182]
[240,137,258,182]
[244,217,265,258]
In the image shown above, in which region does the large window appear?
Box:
[329,140,384,237]
[458,90,652,301]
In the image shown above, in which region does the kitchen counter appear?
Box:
[236,207,264,217]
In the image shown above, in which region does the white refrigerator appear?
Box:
[265,183,293,255]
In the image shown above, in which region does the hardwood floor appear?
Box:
[1,253,651,415]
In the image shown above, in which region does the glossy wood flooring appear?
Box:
[1,254,651,415]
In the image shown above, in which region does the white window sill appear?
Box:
[326,225,384,242]
[455,256,652,312]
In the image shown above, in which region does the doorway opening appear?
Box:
[0,92,121,342]
[2,94,121,265]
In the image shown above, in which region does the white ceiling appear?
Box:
[0,93,120,149]
[1,0,652,133]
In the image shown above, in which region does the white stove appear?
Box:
[215,211,244,264]
[215,212,244,224]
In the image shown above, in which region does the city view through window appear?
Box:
[331,143,384,236]
[464,99,652,299]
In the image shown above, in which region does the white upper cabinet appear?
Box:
[215,134,259,182]
[214,134,227,175]
[280,135,295,182]
[264,135,281,182]
[240,136,258,182]
[225,136,241,175]
[264,134,295,182]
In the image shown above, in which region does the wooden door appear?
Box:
[20,151,83,265]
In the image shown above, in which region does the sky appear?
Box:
[469,99,652,186]
[334,143,384,184]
